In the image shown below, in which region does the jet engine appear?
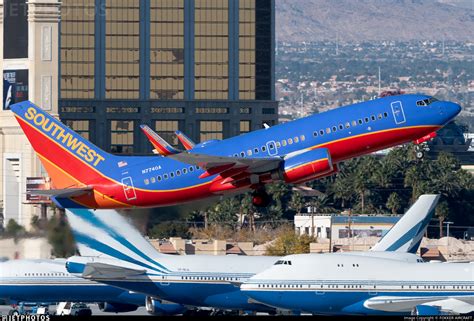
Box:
[145,297,187,316]
[98,302,138,313]
[271,148,333,184]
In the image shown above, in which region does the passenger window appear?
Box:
[288,138,293,145]
[313,131,318,137]
[157,176,162,181]
[170,172,175,178]
[282,140,287,147]
[383,112,388,118]
[254,148,259,153]
[294,137,299,143]
[339,124,344,130]
[269,143,275,149]
[358,119,363,125]
[247,150,252,156]
[320,130,324,136]
[352,120,357,126]
[183,168,187,174]
[144,179,150,185]
[275,142,281,148]
[378,113,382,119]
[176,170,181,176]
[326,128,331,134]
[195,165,200,170]
[150,177,156,183]
[345,122,350,128]
[332,126,337,132]
[261,146,267,152]
[371,115,376,121]
[364,117,369,123]
[300,135,305,141]
[189,166,194,172]
[240,152,245,157]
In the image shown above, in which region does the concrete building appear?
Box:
[59,0,278,154]
[0,0,61,228]
[294,213,401,241]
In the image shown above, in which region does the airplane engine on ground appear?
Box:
[98,302,138,313]
[145,296,187,316]
[272,148,334,184]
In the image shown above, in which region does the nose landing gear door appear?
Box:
[391,101,406,125]
[121,177,137,201]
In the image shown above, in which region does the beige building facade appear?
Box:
[0,0,61,229]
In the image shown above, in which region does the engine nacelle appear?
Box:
[145,297,187,316]
[98,302,139,313]
[273,148,333,184]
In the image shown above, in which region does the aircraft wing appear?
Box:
[169,152,282,177]
[364,295,474,315]
[82,262,147,280]
[27,187,93,198]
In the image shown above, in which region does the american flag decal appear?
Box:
[117,161,128,168]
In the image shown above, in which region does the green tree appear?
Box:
[288,192,305,213]
[5,219,25,239]
[148,221,190,239]
[47,213,76,258]
[386,192,402,214]
[265,228,316,256]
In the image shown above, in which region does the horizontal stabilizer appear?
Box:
[27,187,93,198]
[83,262,146,280]
[140,125,181,156]
[175,130,196,150]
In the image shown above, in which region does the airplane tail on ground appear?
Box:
[10,101,114,191]
[370,194,440,253]
[65,208,171,274]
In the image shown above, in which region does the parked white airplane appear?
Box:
[241,201,474,315]
[63,195,439,313]
[0,259,185,315]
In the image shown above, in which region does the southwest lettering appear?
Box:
[76,144,87,158]
[24,107,106,168]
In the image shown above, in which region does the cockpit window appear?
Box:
[274,260,292,265]
[416,97,438,106]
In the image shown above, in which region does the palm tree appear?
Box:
[386,192,402,214]
[435,201,450,238]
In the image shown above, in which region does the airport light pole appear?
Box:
[444,221,454,259]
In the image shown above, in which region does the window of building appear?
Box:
[64,120,91,140]
[150,0,185,100]
[240,107,252,114]
[155,120,180,147]
[60,0,95,99]
[262,108,275,114]
[240,120,251,134]
[105,0,140,99]
[200,121,223,141]
[110,120,134,154]
[239,0,255,99]
[195,0,229,100]
[196,107,229,114]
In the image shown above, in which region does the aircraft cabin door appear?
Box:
[391,101,406,125]
[266,141,278,156]
[121,177,137,201]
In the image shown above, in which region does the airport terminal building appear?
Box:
[0,0,277,228]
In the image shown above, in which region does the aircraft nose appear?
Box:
[444,102,462,120]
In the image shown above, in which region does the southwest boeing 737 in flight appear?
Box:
[10,95,460,209]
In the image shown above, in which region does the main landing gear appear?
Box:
[251,187,271,208]
[414,143,430,160]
